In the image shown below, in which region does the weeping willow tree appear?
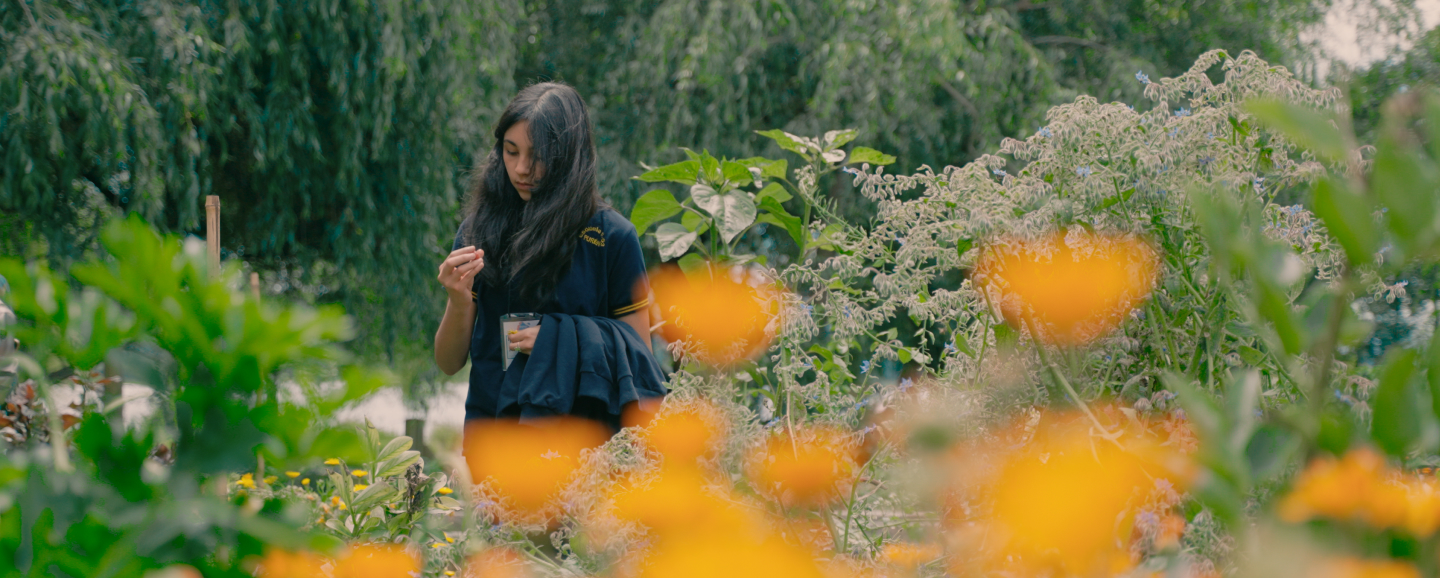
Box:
[0,0,518,359]
[517,0,1332,224]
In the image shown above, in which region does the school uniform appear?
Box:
[451,208,667,431]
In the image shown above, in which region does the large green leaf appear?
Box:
[655,223,698,261]
[755,129,812,158]
[847,146,896,166]
[690,185,756,243]
[755,182,792,203]
[1371,128,1440,260]
[1372,348,1422,457]
[1310,178,1378,267]
[721,160,753,187]
[823,129,858,149]
[629,189,683,235]
[1244,98,1349,162]
[635,160,700,185]
[757,197,804,248]
[736,157,788,180]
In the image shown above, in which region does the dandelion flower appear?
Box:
[354,484,368,492]
[437,487,454,496]
[351,470,368,478]
[263,476,278,485]
[236,473,256,490]
[302,478,310,486]
[285,471,300,479]
[324,458,340,466]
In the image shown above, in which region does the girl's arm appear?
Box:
[618,308,650,345]
[435,246,484,375]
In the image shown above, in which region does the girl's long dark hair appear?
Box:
[463,82,600,307]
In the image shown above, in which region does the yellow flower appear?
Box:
[338,501,347,511]
[1315,557,1421,578]
[649,264,780,364]
[975,230,1159,346]
[444,532,455,544]
[331,496,342,506]
[436,487,454,495]
[880,542,943,568]
[351,469,368,478]
[285,471,300,478]
[301,478,310,486]
[324,458,340,466]
[444,572,455,577]
[633,399,727,462]
[263,476,278,485]
[354,484,368,492]
[236,473,256,489]
[432,542,445,549]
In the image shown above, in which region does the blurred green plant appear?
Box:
[0,218,386,576]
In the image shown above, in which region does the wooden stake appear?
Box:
[249,272,261,300]
[205,195,221,277]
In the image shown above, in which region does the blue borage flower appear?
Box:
[1037,126,1053,138]
[1253,176,1265,191]
[1135,70,1151,84]
[992,168,1007,177]
[898,377,914,391]
[859,360,871,374]
[1075,165,1093,177]
[1174,107,1190,117]
[944,341,959,354]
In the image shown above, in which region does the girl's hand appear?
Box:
[507,325,540,355]
[438,246,484,300]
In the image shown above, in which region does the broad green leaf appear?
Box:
[691,185,757,243]
[755,129,812,158]
[629,189,683,235]
[1244,98,1348,162]
[1372,127,1440,259]
[755,182,792,203]
[677,253,708,277]
[635,160,699,184]
[681,210,710,235]
[824,129,858,149]
[1100,188,1135,209]
[374,436,412,465]
[376,450,422,478]
[847,146,896,166]
[721,160,753,187]
[1310,178,1378,266]
[1244,425,1300,482]
[757,196,804,248]
[896,348,912,363]
[1373,348,1421,457]
[736,157,788,179]
[955,237,974,260]
[1428,331,1440,428]
[655,223,698,261]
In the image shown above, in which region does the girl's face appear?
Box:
[502,120,543,202]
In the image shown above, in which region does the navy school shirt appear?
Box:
[451,208,653,421]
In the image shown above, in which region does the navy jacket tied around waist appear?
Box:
[494,313,668,429]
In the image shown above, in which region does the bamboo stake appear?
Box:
[205,195,221,277]
[249,272,261,300]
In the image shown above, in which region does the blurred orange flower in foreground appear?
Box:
[1279,447,1440,537]
[464,417,609,517]
[332,545,419,578]
[975,230,1158,346]
[951,414,1189,576]
[1314,558,1422,578]
[880,542,943,568]
[633,399,727,463]
[466,547,531,578]
[650,265,777,364]
[253,549,324,578]
[747,427,858,508]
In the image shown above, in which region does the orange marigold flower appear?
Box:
[252,548,324,578]
[975,230,1158,346]
[1315,558,1421,578]
[747,427,857,508]
[464,417,609,517]
[880,542,942,567]
[332,545,418,578]
[650,265,779,364]
[634,400,726,463]
[467,548,530,578]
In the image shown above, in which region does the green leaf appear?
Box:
[635,160,700,185]
[677,253,708,277]
[1244,98,1349,162]
[1244,425,1300,482]
[681,210,710,235]
[629,189,683,235]
[1429,328,1440,425]
[1100,188,1135,209]
[806,223,847,251]
[655,223,698,262]
[736,157,788,180]
[721,160,753,187]
[757,197,804,248]
[1373,348,1422,458]
[755,129,812,158]
[824,129,858,149]
[755,182,792,203]
[955,237,974,260]
[374,436,412,465]
[376,450,422,478]
[690,185,757,243]
[1237,345,1265,366]
[1310,178,1377,267]
[847,146,896,166]
[1372,126,1440,259]
[896,348,912,363]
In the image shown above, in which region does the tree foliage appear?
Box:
[0,0,514,355]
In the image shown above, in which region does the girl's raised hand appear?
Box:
[438,246,484,300]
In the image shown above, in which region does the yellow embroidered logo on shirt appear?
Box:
[580,227,605,247]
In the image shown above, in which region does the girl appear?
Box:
[433,82,665,433]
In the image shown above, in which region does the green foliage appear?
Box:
[0,0,513,356]
[0,219,384,575]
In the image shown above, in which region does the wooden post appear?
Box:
[249,272,261,300]
[205,196,221,277]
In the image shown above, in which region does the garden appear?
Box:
[4,1,1440,577]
